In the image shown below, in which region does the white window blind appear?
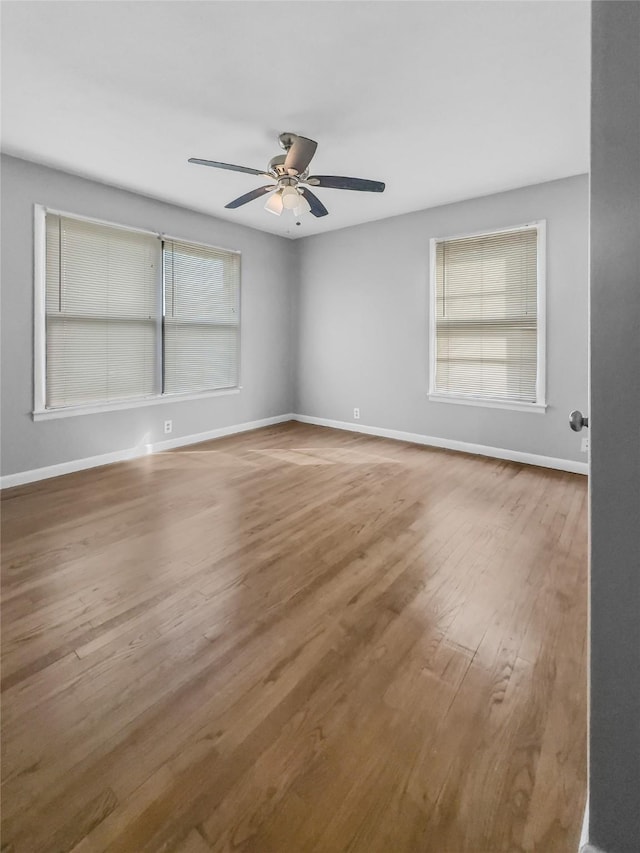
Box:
[433,226,540,403]
[45,214,160,409]
[163,240,240,394]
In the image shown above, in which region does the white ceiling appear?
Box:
[1,1,590,240]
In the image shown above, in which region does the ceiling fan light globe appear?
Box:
[293,194,312,217]
[281,186,300,210]
[264,190,284,216]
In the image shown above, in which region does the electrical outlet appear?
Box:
[581,436,589,453]
[164,419,173,435]
[353,408,360,420]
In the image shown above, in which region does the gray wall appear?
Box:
[0,156,590,479]
[0,155,296,477]
[295,175,589,462]
[589,3,640,852]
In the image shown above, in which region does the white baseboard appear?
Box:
[148,414,294,454]
[0,411,589,488]
[0,414,295,489]
[293,414,589,475]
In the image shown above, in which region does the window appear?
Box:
[45,214,160,408]
[35,208,240,416]
[163,240,240,395]
[429,223,545,412]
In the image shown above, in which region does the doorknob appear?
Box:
[569,410,589,432]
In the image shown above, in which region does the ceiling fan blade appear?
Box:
[188,158,266,177]
[306,176,385,193]
[299,188,328,217]
[225,185,275,209]
[283,135,318,175]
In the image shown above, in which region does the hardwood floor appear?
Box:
[0,422,588,852]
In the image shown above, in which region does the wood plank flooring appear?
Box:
[0,422,588,852]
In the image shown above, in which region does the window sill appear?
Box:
[427,392,546,414]
[32,387,241,421]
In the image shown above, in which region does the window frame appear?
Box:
[427,220,547,414]
[33,205,242,421]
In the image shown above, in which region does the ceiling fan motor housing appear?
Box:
[269,153,309,182]
[268,154,287,176]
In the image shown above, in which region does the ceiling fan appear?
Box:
[188,132,385,218]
